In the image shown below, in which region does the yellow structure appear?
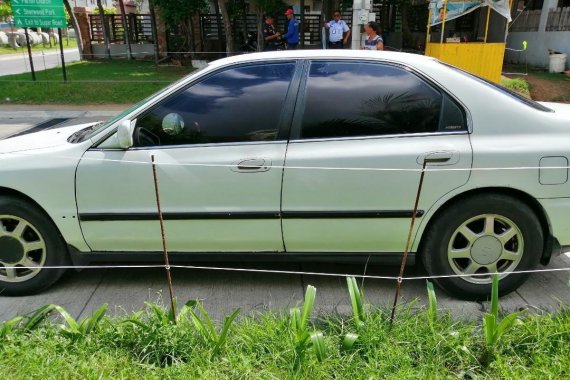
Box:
[424,1,510,83]
[425,42,505,83]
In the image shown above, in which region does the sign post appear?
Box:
[12,0,68,81]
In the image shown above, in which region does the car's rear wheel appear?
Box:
[421,194,543,300]
[0,196,69,296]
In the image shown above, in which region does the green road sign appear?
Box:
[12,0,67,29]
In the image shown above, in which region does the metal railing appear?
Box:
[89,14,154,44]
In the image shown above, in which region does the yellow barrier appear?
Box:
[425,42,505,83]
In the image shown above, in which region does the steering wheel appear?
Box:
[133,127,161,147]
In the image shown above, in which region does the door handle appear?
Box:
[232,158,271,172]
[417,151,458,165]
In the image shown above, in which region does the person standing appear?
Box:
[262,15,281,51]
[324,10,350,49]
[282,9,300,50]
[362,21,384,51]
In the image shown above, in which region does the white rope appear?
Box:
[2,263,569,281]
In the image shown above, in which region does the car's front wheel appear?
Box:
[0,196,69,296]
[421,194,543,300]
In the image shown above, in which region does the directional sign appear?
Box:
[12,0,67,29]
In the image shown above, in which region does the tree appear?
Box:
[150,0,208,53]
[63,0,84,60]
[218,0,234,54]
[96,0,111,59]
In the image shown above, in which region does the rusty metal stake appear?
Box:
[151,155,177,323]
[389,161,428,328]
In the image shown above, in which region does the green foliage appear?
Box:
[426,280,438,331]
[150,0,208,28]
[0,2,12,19]
[500,77,531,98]
[346,276,365,328]
[289,285,327,370]
[188,301,240,357]
[482,274,525,363]
[53,304,108,339]
[0,302,569,378]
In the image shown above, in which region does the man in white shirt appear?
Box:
[324,10,351,49]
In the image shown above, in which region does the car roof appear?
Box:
[208,50,438,68]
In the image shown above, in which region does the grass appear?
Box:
[1,281,569,379]
[0,37,78,55]
[0,60,194,104]
[500,76,531,98]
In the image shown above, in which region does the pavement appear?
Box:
[0,48,81,76]
[0,107,569,322]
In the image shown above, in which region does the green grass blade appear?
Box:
[301,285,316,330]
[347,277,364,327]
[0,316,23,338]
[426,281,437,327]
[483,313,497,347]
[196,301,217,339]
[145,302,169,325]
[212,308,240,356]
[491,274,499,319]
[83,304,108,334]
[310,331,326,362]
[178,300,198,321]
[290,307,301,334]
[341,333,359,351]
[22,305,56,332]
[496,310,525,341]
[53,305,81,334]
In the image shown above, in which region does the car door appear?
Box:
[76,62,300,252]
[281,60,473,253]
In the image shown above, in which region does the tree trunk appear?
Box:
[118,0,132,59]
[218,0,234,55]
[256,10,263,52]
[63,0,84,60]
[96,0,111,59]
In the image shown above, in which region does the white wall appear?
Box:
[506,31,570,69]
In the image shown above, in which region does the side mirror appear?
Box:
[117,119,134,149]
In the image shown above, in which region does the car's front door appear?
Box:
[76,62,299,252]
[281,60,473,253]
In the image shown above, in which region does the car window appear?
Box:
[439,61,553,113]
[133,63,296,147]
[300,62,448,140]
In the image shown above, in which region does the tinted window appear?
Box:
[439,61,552,113]
[134,63,295,146]
[301,62,444,139]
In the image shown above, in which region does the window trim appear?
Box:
[93,60,304,150]
[288,59,471,142]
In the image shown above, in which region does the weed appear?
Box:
[290,285,326,370]
[481,274,525,365]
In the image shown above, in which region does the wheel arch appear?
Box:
[416,187,554,265]
[0,186,64,236]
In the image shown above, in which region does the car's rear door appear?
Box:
[76,61,300,253]
[281,60,473,253]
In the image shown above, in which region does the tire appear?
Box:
[421,194,543,300]
[0,196,69,296]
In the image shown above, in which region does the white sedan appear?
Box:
[1,50,569,299]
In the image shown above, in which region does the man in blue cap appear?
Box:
[282,8,300,50]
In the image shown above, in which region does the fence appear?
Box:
[199,14,323,46]
[510,9,542,32]
[546,7,570,31]
[89,14,154,44]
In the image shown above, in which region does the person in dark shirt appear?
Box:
[262,15,281,51]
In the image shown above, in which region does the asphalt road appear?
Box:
[0,48,80,77]
[0,114,569,322]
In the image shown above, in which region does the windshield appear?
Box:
[76,66,209,143]
[439,62,553,113]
